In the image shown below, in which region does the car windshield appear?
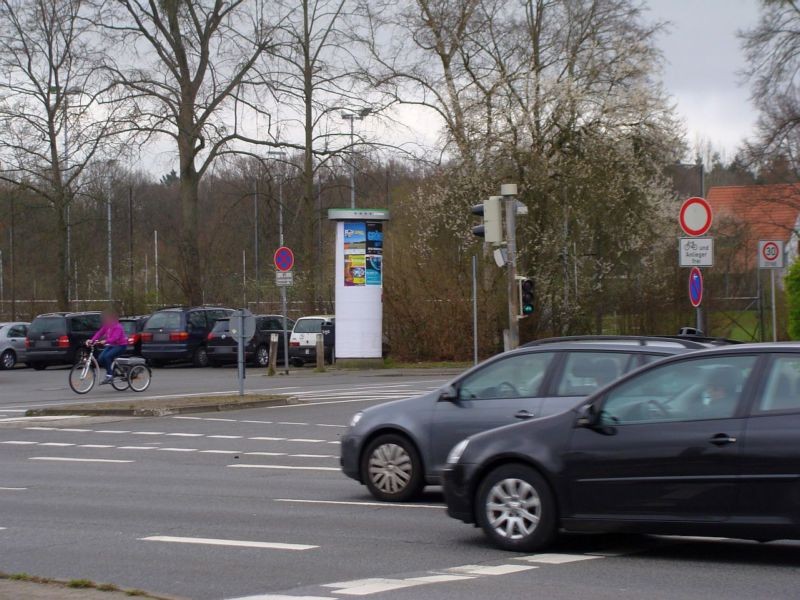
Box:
[28,317,66,337]
[211,319,230,334]
[145,312,182,331]
[294,319,323,334]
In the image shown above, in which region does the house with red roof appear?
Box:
[705,184,800,274]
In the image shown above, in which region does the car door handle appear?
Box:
[708,433,737,446]
[514,410,535,420]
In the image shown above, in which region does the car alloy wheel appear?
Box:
[1,350,16,370]
[255,346,269,368]
[361,434,424,502]
[369,443,412,495]
[476,464,557,552]
[485,478,541,540]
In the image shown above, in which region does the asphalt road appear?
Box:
[2,372,800,600]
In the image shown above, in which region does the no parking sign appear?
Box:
[688,267,703,308]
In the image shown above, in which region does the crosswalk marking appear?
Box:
[515,553,602,565]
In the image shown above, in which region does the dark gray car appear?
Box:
[340,339,712,501]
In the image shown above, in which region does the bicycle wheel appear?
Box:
[69,361,97,394]
[110,366,130,391]
[128,364,152,392]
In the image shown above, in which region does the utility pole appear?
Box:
[253,177,259,308]
[107,183,113,302]
[501,184,519,350]
[154,230,159,307]
[9,195,15,320]
[266,150,290,375]
[128,186,134,310]
[341,109,371,209]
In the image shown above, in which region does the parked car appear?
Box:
[341,337,713,502]
[24,312,102,370]
[0,322,29,369]
[443,343,800,552]
[207,314,294,368]
[289,315,334,367]
[141,306,234,367]
[120,315,149,357]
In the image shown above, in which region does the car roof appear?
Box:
[509,341,690,355]
[35,311,100,318]
[522,335,738,350]
[296,315,334,320]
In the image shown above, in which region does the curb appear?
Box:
[25,396,300,418]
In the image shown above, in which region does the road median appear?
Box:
[25,393,299,418]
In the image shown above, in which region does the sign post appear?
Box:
[758,240,785,342]
[679,197,713,333]
[274,246,294,374]
[230,309,255,396]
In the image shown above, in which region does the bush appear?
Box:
[785,260,800,340]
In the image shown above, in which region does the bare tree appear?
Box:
[0,0,123,309]
[95,0,293,304]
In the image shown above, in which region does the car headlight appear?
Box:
[349,411,364,428]
[447,439,469,465]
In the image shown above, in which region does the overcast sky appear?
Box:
[647,0,762,160]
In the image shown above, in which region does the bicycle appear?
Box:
[68,343,152,395]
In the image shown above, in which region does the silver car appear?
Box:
[0,322,30,369]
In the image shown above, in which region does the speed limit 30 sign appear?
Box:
[758,240,785,269]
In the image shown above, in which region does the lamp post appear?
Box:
[265,150,289,374]
[341,108,371,209]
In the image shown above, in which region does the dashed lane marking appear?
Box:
[118,446,158,450]
[208,435,242,439]
[78,444,114,449]
[516,553,602,565]
[21,428,338,446]
[29,457,133,463]
[38,442,74,447]
[140,536,317,551]
[447,564,536,576]
[200,450,240,454]
[0,487,27,491]
[1,441,37,445]
[274,499,442,510]
[326,575,474,596]
[288,439,324,443]
[228,464,339,472]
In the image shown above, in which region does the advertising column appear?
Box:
[329,208,389,362]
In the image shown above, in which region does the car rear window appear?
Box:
[28,316,67,337]
[211,319,230,334]
[294,319,323,334]
[145,311,182,331]
[120,320,138,335]
[71,314,101,332]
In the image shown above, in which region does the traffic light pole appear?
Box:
[502,184,519,350]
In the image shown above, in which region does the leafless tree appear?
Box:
[0,0,124,309]
[94,0,294,304]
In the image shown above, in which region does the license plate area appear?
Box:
[154,333,169,342]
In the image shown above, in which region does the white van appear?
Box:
[289,315,334,366]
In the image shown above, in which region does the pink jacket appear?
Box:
[91,322,127,346]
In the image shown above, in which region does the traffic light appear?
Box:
[471,196,503,244]
[517,276,534,317]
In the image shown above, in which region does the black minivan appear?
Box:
[141,307,233,367]
[25,312,102,370]
[207,314,294,368]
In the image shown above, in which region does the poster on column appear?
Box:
[344,222,367,286]
[366,222,383,286]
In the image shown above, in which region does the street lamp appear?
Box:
[341,108,371,209]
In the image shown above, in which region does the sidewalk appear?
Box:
[0,578,179,600]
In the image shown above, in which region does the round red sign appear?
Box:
[273,246,294,272]
[679,197,713,237]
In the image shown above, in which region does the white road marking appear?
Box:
[515,553,601,565]
[0,487,27,491]
[96,430,130,434]
[130,431,164,435]
[158,448,197,452]
[26,427,56,431]
[239,420,274,424]
[140,536,317,551]
[207,435,242,439]
[29,457,133,463]
[278,421,308,426]
[289,454,336,458]
[38,442,75,447]
[167,433,204,437]
[58,428,91,432]
[244,452,286,457]
[325,574,472,596]
[117,446,157,450]
[314,423,347,428]
[78,444,115,449]
[1,441,38,445]
[288,439,324,443]
[446,564,536,576]
[228,595,330,600]
[228,464,339,472]
[249,437,286,441]
[274,499,442,510]
[200,450,240,454]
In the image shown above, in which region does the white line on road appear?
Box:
[117,446,157,450]
[139,536,318,551]
[288,439,324,443]
[29,457,133,463]
[38,442,75,447]
[95,430,130,434]
[167,433,204,437]
[0,487,27,491]
[130,431,164,436]
[78,445,115,449]
[248,437,286,441]
[446,564,536,576]
[278,421,308,426]
[158,448,197,452]
[244,452,286,456]
[228,464,339,471]
[1,441,38,445]
[207,435,242,439]
[290,454,336,459]
[200,450,240,454]
[274,499,442,509]
[515,553,602,565]
[227,595,331,600]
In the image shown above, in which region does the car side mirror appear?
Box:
[438,385,459,403]
[575,403,597,428]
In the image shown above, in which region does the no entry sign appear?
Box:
[273,246,294,272]
[689,267,703,308]
[679,197,713,237]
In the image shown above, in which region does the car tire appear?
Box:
[361,434,425,502]
[192,346,209,368]
[1,349,16,370]
[254,345,269,368]
[31,362,47,371]
[475,463,557,552]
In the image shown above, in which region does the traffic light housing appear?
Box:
[471,196,503,244]
[517,276,534,317]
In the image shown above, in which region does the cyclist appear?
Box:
[87,310,127,385]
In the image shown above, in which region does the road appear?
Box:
[1,370,799,600]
